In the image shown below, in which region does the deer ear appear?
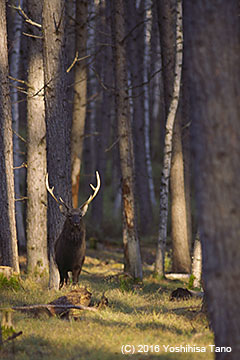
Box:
[59,204,68,215]
[81,203,89,217]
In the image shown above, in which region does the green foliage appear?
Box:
[0,274,21,291]
[1,325,15,341]
[188,274,195,290]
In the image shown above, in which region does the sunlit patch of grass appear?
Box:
[0,251,213,360]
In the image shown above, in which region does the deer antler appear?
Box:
[80,171,101,209]
[46,173,70,210]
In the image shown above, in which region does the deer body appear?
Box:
[46,172,100,289]
[55,211,86,288]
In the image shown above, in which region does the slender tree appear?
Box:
[155,0,177,115]
[91,0,112,228]
[42,0,72,289]
[125,0,153,235]
[155,0,183,276]
[26,0,48,277]
[171,107,191,273]
[7,0,26,249]
[111,0,142,280]
[184,0,240,356]
[71,0,88,208]
[0,0,19,273]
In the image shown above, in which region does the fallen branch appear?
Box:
[10,304,98,312]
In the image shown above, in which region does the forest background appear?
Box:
[0,0,239,358]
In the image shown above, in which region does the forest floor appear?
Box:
[0,245,214,360]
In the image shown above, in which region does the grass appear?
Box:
[0,248,213,360]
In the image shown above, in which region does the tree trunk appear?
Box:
[0,0,19,273]
[26,0,48,277]
[155,0,183,277]
[42,0,72,289]
[71,0,88,208]
[192,232,202,289]
[155,0,177,115]
[144,2,156,207]
[171,110,191,273]
[125,0,153,235]
[91,1,112,229]
[8,0,26,249]
[111,0,142,280]
[184,0,240,356]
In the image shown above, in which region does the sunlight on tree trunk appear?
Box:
[192,232,202,289]
[0,0,19,273]
[171,112,191,273]
[43,0,72,289]
[155,0,183,277]
[26,0,48,278]
[71,0,88,208]
[8,0,26,249]
[111,0,142,280]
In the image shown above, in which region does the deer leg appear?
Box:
[59,271,68,289]
[72,257,85,285]
[72,268,80,285]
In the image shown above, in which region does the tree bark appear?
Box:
[7,0,26,249]
[184,0,240,357]
[0,0,19,273]
[42,0,72,289]
[26,0,48,277]
[111,0,142,280]
[192,232,202,289]
[155,0,177,115]
[171,110,191,273]
[71,0,88,208]
[155,0,183,277]
[91,1,112,228]
[125,0,153,235]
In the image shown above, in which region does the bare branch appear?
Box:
[67,51,79,73]
[15,197,28,202]
[13,130,27,143]
[13,163,27,170]
[8,75,30,88]
[67,52,90,73]
[22,32,43,39]
[90,67,108,91]
[105,137,120,153]
[9,3,42,28]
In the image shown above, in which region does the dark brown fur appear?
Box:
[55,208,87,289]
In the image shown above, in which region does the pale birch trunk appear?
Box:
[155,0,183,276]
[0,0,19,273]
[144,2,156,207]
[111,0,142,280]
[26,0,48,277]
[192,233,202,289]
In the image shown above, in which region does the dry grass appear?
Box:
[0,249,213,360]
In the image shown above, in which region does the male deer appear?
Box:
[46,171,100,289]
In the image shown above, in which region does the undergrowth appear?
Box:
[0,248,213,360]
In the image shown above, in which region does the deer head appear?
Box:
[46,171,101,221]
